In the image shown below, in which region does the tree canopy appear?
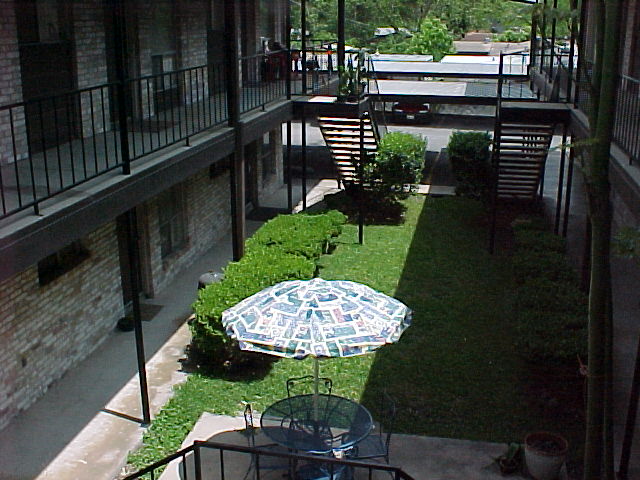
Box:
[291,0,534,48]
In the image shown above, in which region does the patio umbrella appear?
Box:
[221,278,412,415]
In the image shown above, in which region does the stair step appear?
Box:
[319,124,372,130]
[499,137,551,143]
[498,154,547,161]
[323,131,376,138]
[319,116,370,122]
[501,123,554,130]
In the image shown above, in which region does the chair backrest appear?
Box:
[286,375,333,397]
[243,403,256,447]
[375,391,397,448]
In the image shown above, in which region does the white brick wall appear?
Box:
[0,221,123,430]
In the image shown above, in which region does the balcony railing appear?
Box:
[0,56,291,221]
[121,439,416,480]
[614,74,640,164]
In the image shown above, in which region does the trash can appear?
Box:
[198,271,224,290]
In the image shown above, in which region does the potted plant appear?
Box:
[524,431,568,480]
[337,50,367,102]
[495,442,523,475]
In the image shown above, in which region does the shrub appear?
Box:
[514,229,566,254]
[366,132,427,195]
[514,277,587,317]
[191,249,315,370]
[190,211,344,370]
[511,250,576,284]
[514,311,587,364]
[324,190,407,225]
[245,211,346,260]
[447,131,493,202]
[511,220,587,365]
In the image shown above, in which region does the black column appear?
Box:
[225,0,245,260]
[337,0,345,70]
[301,0,307,94]
[111,0,131,175]
[125,208,151,425]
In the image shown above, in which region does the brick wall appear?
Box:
[0,221,123,430]
[257,127,284,203]
[145,166,232,295]
[74,0,111,137]
[0,0,26,165]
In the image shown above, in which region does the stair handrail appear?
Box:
[366,56,388,140]
[122,439,417,480]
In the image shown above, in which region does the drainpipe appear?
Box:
[225,0,245,260]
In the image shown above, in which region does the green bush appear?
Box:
[514,229,566,254]
[514,311,587,364]
[511,220,587,365]
[514,277,587,317]
[366,132,426,195]
[191,249,315,369]
[245,211,346,260]
[447,131,493,202]
[511,250,576,284]
[190,211,345,370]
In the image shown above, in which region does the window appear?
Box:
[38,240,89,286]
[158,185,187,259]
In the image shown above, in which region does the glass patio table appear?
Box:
[260,394,374,455]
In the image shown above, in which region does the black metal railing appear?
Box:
[0,56,291,221]
[124,63,228,160]
[0,83,124,218]
[122,439,416,480]
[240,51,288,112]
[614,74,640,165]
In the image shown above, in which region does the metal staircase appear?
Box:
[493,121,554,200]
[318,114,378,186]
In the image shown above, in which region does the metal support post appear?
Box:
[301,0,307,94]
[301,107,307,211]
[554,126,568,234]
[562,143,575,237]
[358,115,364,245]
[111,0,131,175]
[337,0,345,70]
[286,121,293,211]
[225,0,245,260]
[126,208,151,425]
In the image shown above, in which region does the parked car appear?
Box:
[391,102,432,124]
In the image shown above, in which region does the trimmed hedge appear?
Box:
[190,210,346,370]
[511,216,588,364]
[447,131,493,202]
[245,211,346,260]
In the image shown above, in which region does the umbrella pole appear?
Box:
[313,357,319,422]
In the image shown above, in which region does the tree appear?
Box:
[575,1,620,478]
[378,17,453,61]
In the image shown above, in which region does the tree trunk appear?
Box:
[582,2,620,479]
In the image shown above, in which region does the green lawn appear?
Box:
[129,195,584,470]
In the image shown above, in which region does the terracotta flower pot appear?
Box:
[524,432,568,480]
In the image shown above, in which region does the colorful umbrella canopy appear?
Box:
[221,278,412,360]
